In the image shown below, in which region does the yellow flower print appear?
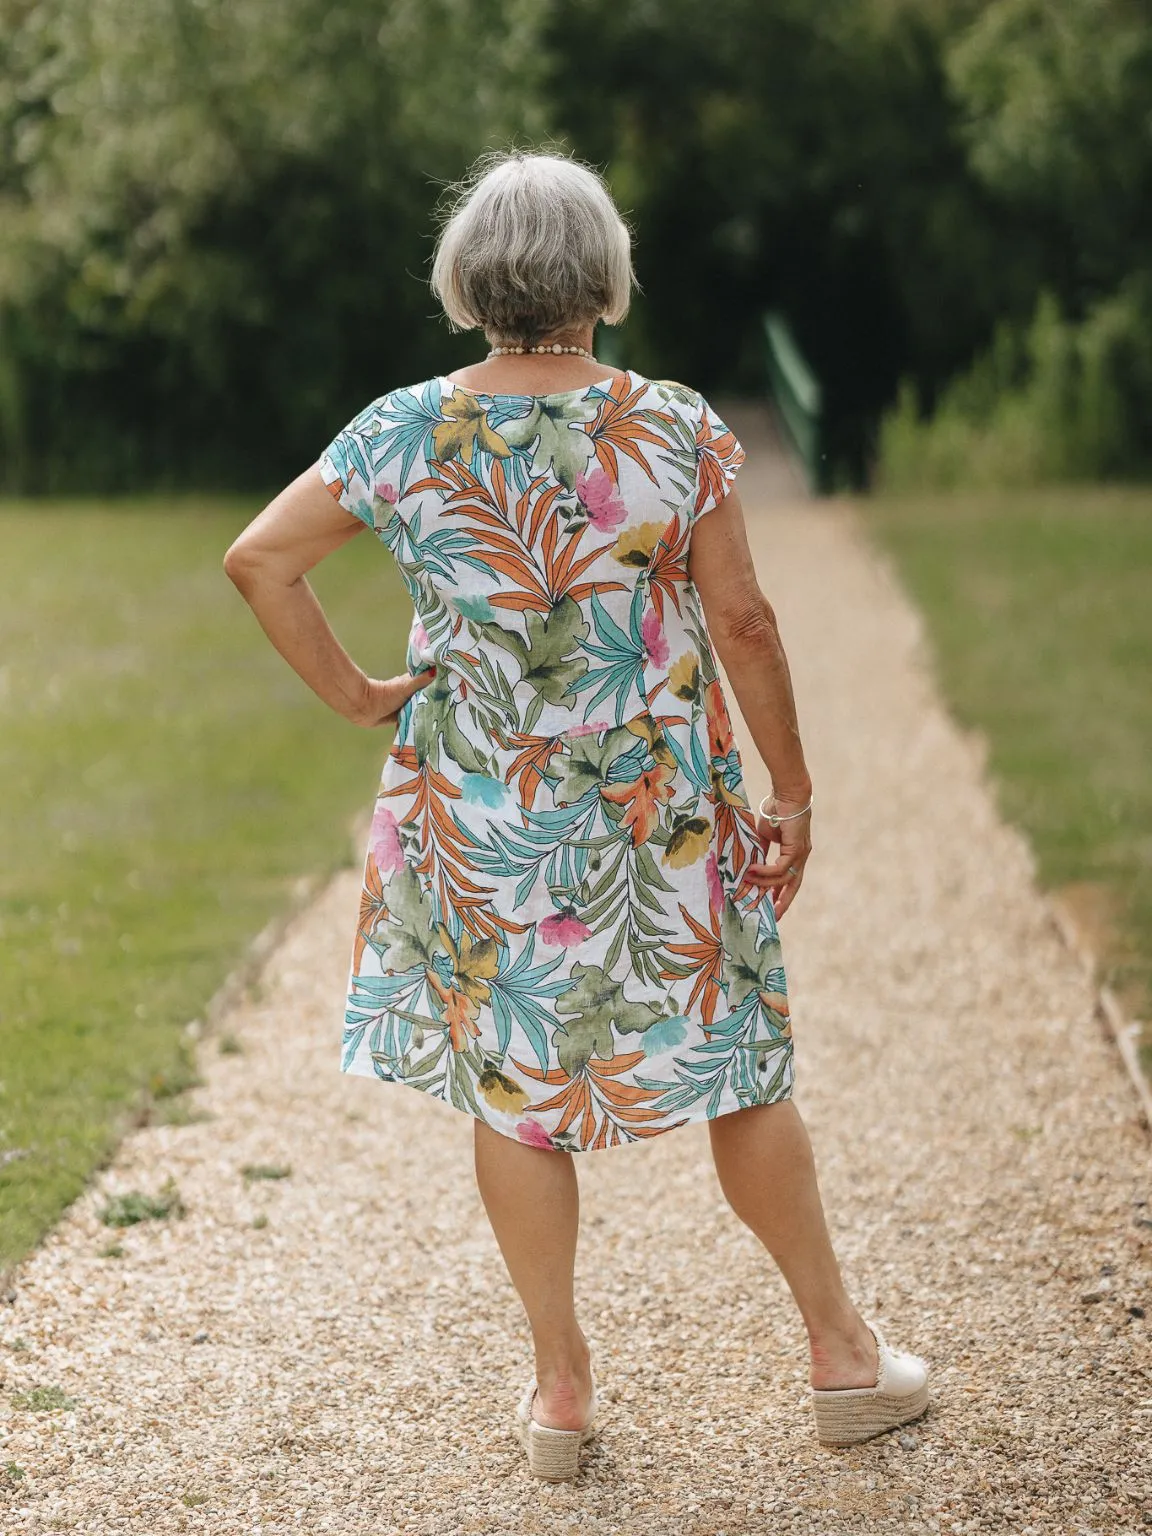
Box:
[668,653,700,702]
[623,713,678,774]
[432,391,513,467]
[663,816,711,868]
[478,1067,530,1114]
[612,520,667,567]
[435,923,500,1010]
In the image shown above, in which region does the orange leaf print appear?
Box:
[695,405,741,517]
[354,850,388,973]
[503,731,565,811]
[646,517,691,623]
[704,679,735,759]
[584,376,668,483]
[665,902,725,1029]
[510,1047,674,1147]
[426,970,482,1052]
[601,763,675,845]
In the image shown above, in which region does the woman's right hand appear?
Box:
[747,791,813,919]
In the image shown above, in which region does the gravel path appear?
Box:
[2,407,1149,1535]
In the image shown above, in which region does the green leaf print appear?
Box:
[553,962,663,1074]
[555,724,639,804]
[379,868,443,975]
[720,899,784,1009]
[498,399,596,490]
[484,596,590,708]
[413,672,489,773]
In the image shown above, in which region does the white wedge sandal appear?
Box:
[810,1318,930,1447]
[515,1369,600,1481]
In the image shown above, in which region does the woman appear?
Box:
[223,148,929,1481]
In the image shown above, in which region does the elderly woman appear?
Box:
[223,148,929,1480]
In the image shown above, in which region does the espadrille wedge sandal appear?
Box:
[515,1370,599,1481]
[810,1318,930,1447]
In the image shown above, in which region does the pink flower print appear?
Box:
[641,608,670,669]
[516,1118,554,1150]
[370,804,404,875]
[538,912,593,947]
[379,482,397,504]
[705,850,724,915]
[409,620,435,667]
[565,720,609,738]
[575,467,627,531]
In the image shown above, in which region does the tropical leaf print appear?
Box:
[432,389,514,467]
[552,962,664,1072]
[583,375,674,483]
[321,370,794,1151]
[484,596,591,711]
[498,396,598,489]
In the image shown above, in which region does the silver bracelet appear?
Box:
[757,793,814,827]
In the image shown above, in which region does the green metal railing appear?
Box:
[764,310,824,493]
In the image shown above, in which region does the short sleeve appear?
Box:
[317,395,390,529]
[692,395,745,524]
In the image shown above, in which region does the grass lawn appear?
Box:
[862,485,1152,1079]
[0,498,410,1277]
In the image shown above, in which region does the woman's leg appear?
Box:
[473,1119,594,1429]
[708,1099,880,1389]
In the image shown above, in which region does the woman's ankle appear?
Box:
[805,1301,872,1354]
[532,1326,591,1382]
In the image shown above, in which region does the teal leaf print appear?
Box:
[488,933,572,1072]
[455,593,496,623]
[369,384,445,484]
[573,588,647,716]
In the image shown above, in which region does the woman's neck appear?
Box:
[445,326,627,396]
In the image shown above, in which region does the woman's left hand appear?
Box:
[349,667,436,728]
[746,792,813,919]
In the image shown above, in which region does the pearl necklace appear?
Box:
[486,342,596,359]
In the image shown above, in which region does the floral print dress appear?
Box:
[319,369,793,1152]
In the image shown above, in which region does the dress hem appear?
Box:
[338,1050,795,1154]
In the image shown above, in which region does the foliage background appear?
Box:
[1,0,1149,491]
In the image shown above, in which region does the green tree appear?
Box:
[0,0,551,491]
[876,0,1152,486]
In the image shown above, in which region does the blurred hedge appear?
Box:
[2,0,1150,492]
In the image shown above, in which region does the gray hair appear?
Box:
[430,148,636,343]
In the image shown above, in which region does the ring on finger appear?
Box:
[787,864,800,877]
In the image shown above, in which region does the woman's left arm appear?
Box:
[223,466,434,727]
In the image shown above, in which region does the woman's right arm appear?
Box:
[688,484,813,916]
[223,467,434,727]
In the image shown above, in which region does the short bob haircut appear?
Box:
[430,148,636,344]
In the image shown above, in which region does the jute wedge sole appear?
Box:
[515,1373,599,1481]
[810,1318,930,1448]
